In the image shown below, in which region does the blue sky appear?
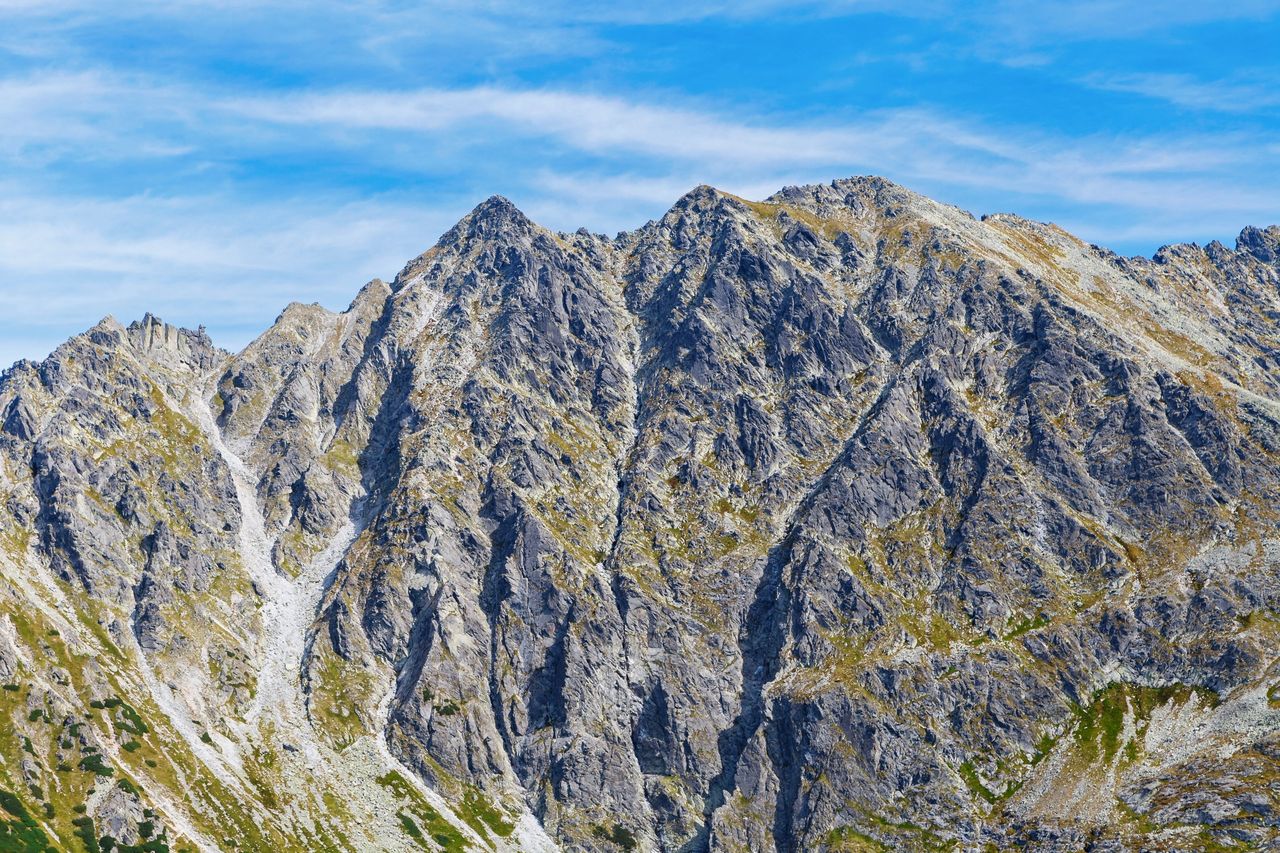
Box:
[2,1,1279,365]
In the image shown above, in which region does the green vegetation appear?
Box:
[72,815,101,853]
[78,753,114,776]
[1070,682,1220,766]
[1114,798,1159,834]
[458,786,514,840]
[824,825,888,852]
[0,595,293,851]
[737,196,851,242]
[322,438,361,476]
[117,701,149,736]
[591,822,638,851]
[1073,692,1125,763]
[92,697,149,735]
[1002,613,1050,641]
[311,646,377,749]
[0,787,58,852]
[957,761,997,804]
[847,811,958,852]
[956,759,1022,807]
[99,836,172,853]
[376,772,471,852]
[242,752,280,812]
[397,812,428,848]
[1029,733,1058,766]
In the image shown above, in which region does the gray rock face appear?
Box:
[0,176,1278,852]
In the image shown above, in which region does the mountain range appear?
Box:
[1,176,1279,852]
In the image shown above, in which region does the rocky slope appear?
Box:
[1,176,1278,852]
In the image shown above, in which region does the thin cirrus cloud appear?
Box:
[1082,72,1280,113]
[0,186,461,366]
[9,71,1276,221]
[982,0,1280,38]
[220,85,1279,213]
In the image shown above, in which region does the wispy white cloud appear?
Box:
[11,68,1274,216]
[982,0,1280,42]
[0,186,463,364]
[5,0,1274,58]
[3,0,1270,27]
[222,86,876,167]
[3,69,1278,225]
[216,85,1280,216]
[1081,71,1280,113]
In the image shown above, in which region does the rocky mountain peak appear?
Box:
[126,312,222,372]
[667,183,727,211]
[1237,224,1280,263]
[348,277,391,311]
[442,193,535,245]
[0,177,1278,852]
